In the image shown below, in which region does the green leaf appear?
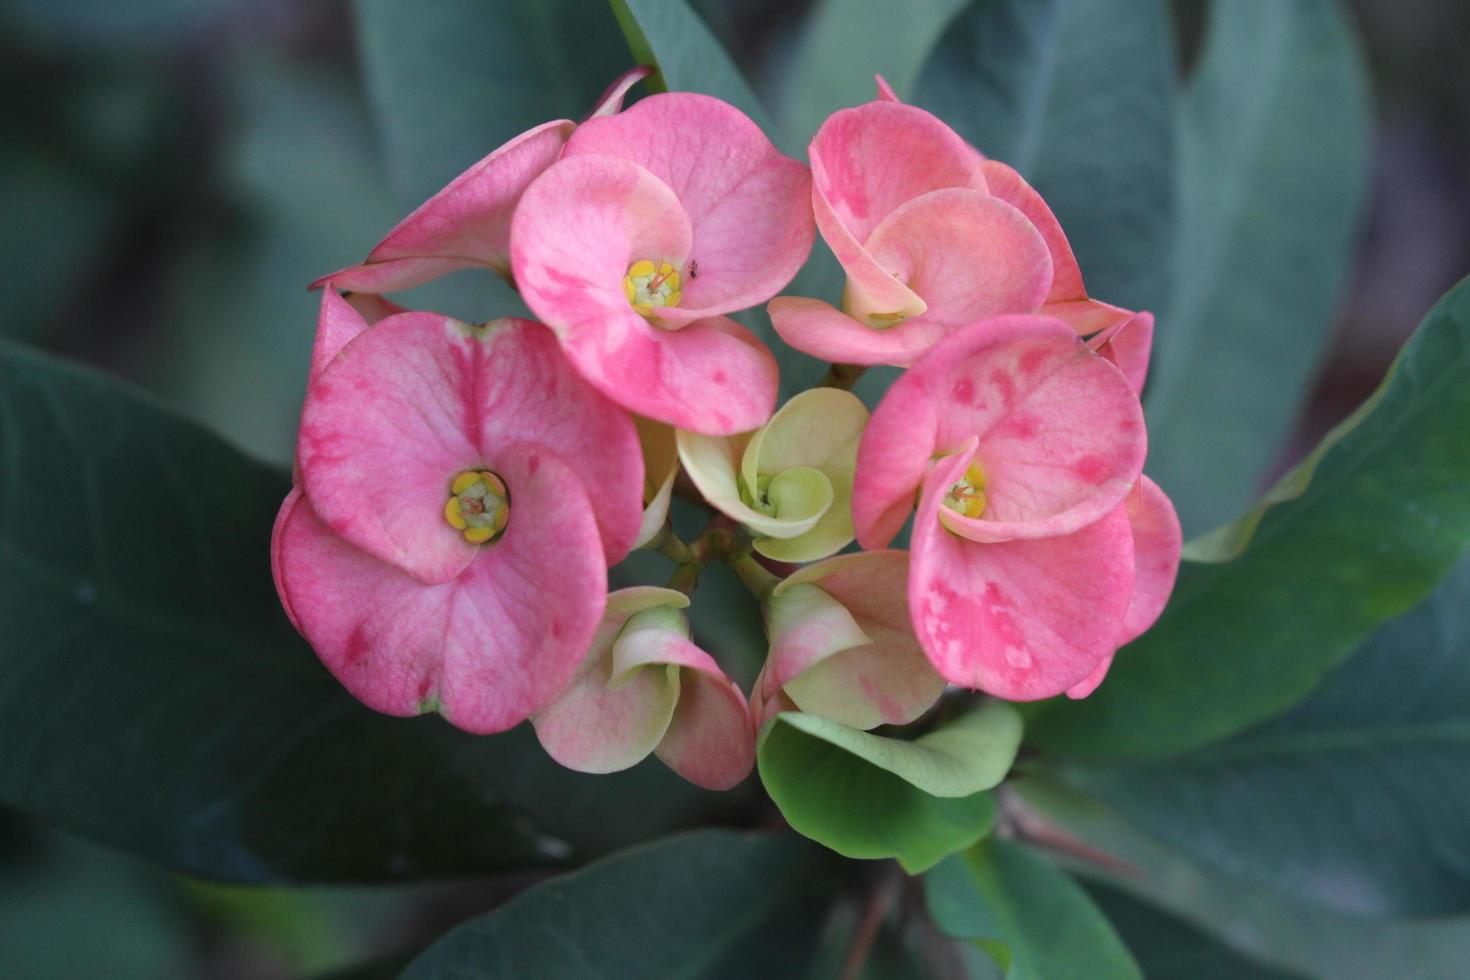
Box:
[1145,0,1371,533]
[1085,883,1307,980]
[779,0,967,146]
[1067,559,1470,915]
[1013,775,1470,980]
[757,703,1020,872]
[1027,276,1470,758]
[401,830,841,979]
[914,0,1176,313]
[925,839,1142,980]
[0,342,732,883]
[610,0,776,138]
[354,0,629,203]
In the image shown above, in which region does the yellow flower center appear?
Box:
[623,259,682,317]
[444,469,509,544]
[942,461,987,519]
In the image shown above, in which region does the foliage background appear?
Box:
[1,0,1468,976]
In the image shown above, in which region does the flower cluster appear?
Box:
[272,70,1181,790]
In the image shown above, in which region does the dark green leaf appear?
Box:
[1027,276,1470,758]
[1067,560,1470,915]
[610,0,776,138]
[0,342,731,883]
[914,0,1176,313]
[925,839,1141,980]
[354,0,629,204]
[401,830,841,979]
[1145,0,1371,533]
[757,705,1020,872]
[1086,883,1307,979]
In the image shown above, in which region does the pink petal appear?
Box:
[1063,475,1181,699]
[513,154,777,434]
[862,188,1052,329]
[778,551,945,730]
[270,487,305,632]
[276,445,607,733]
[533,590,685,775]
[314,119,575,293]
[1120,475,1182,644]
[1098,311,1154,395]
[587,65,653,119]
[853,315,1145,548]
[656,666,755,791]
[563,93,813,317]
[909,453,1134,700]
[874,74,900,102]
[978,161,1136,338]
[812,184,927,325]
[768,296,948,367]
[809,101,987,244]
[299,313,642,582]
[310,290,370,385]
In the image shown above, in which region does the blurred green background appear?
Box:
[2,0,1468,976]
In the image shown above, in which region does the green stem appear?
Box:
[819,362,867,391]
[730,552,781,602]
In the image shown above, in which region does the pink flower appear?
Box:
[852,314,1179,700]
[312,67,651,295]
[533,588,754,790]
[769,91,1138,368]
[752,550,944,731]
[511,92,813,434]
[272,290,644,733]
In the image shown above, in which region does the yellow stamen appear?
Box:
[623,258,683,318]
[943,461,988,520]
[444,469,510,545]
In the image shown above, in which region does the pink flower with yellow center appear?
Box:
[852,314,1180,700]
[511,92,814,434]
[769,84,1144,370]
[272,291,644,733]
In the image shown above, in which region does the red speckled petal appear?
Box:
[910,453,1133,700]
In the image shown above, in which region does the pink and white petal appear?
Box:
[276,446,608,733]
[318,119,575,293]
[1120,475,1182,644]
[473,318,644,562]
[656,668,755,790]
[298,312,484,584]
[923,318,1145,539]
[632,417,680,550]
[587,65,653,119]
[763,583,874,696]
[768,296,949,368]
[1098,311,1154,396]
[863,188,1053,328]
[532,600,681,775]
[784,633,945,730]
[909,453,1134,700]
[564,93,813,315]
[779,551,942,728]
[809,101,988,242]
